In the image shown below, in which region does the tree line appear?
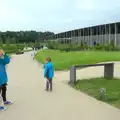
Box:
[0,31,55,44]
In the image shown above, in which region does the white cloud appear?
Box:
[0,0,120,32]
[62,18,73,23]
[75,0,97,11]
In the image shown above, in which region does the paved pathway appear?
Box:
[0,52,120,120]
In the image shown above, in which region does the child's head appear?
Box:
[0,49,4,57]
[45,57,51,63]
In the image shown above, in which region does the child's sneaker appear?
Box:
[0,106,7,111]
[44,89,48,91]
[50,90,53,92]
[4,100,13,105]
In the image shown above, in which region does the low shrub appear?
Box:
[0,44,25,54]
[44,40,120,52]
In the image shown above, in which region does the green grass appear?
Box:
[35,50,120,70]
[73,78,120,108]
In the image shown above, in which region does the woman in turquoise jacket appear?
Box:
[0,49,12,110]
[44,57,54,91]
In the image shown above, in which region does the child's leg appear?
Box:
[1,84,13,105]
[46,79,49,91]
[0,90,7,110]
[49,79,52,91]
[0,87,4,107]
[1,85,7,102]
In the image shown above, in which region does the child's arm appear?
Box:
[52,65,54,78]
[2,54,10,65]
[44,65,48,78]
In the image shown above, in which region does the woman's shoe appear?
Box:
[4,100,13,105]
[0,106,7,110]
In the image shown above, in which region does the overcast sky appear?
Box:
[0,0,120,33]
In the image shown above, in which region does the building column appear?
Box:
[80,29,81,44]
[56,34,59,43]
[64,33,65,44]
[88,28,90,45]
[105,24,107,45]
[65,32,66,44]
[73,31,75,44]
[73,30,76,43]
[101,26,103,44]
[77,30,79,43]
[99,26,101,44]
[109,24,111,44]
[71,31,73,44]
[83,28,85,42]
[90,27,92,46]
[78,30,79,43]
[71,31,72,38]
[96,27,98,44]
[115,23,117,46]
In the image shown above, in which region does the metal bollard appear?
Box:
[100,88,107,101]
[70,66,76,84]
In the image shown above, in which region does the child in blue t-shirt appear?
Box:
[44,57,54,91]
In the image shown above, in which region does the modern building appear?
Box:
[54,22,120,46]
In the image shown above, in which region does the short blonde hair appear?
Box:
[46,57,51,62]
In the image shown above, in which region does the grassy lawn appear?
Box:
[73,78,120,108]
[35,50,120,70]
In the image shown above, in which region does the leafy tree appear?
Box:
[0,31,55,44]
[5,37,11,46]
[0,37,3,47]
[11,37,16,44]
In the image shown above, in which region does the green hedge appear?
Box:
[16,44,25,50]
[93,43,120,51]
[0,44,25,54]
[46,40,120,52]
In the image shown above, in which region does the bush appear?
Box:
[94,43,103,50]
[45,39,120,52]
[93,43,120,51]
[16,44,25,50]
[0,44,25,54]
[2,45,18,53]
[58,44,70,52]
[34,43,40,48]
[47,41,55,49]
[27,43,34,48]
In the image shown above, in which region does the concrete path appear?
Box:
[0,52,120,120]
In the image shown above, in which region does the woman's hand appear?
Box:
[1,50,5,55]
[0,49,5,59]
